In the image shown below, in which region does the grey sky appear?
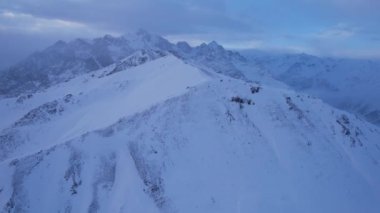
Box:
[0,0,380,69]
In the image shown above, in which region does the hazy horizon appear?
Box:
[1,0,380,69]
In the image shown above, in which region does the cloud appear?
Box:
[315,24,356,39]
[0,0,253,68]
[0,0,379,63]
[0,0,250,35]
[0,9,113,70]
[0,10,111,36]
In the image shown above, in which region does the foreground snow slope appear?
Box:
[0,54,209,161]
[1,55,380,212]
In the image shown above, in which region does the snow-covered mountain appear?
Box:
[1,32,380,213]
[241,51,380,126]
[0,30,246,98]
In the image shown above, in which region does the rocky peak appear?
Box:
[176,41,192,53]
[208,41,224,50]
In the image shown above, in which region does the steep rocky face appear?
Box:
[195,43,247,78]
[0,36,131,97]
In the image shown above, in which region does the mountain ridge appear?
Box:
[1,57,380,212]
[0,31,246,98]
[1,30,380,213]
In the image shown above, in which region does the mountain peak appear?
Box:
[135,29,154,41]
[103,34,116,40]
[136,28,150,36]
[197,41,224,51]
[0,31,247,97]
[176,41,192,52]
[53,40,67,47]
[69,38,90,46]
[208,40,221,48]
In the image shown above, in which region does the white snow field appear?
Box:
[0,51,380,213]
[0,54,208,161]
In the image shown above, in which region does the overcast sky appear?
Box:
[1,0,380,69]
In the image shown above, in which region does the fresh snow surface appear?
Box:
[0,52,380,213]
[0,55,209,161]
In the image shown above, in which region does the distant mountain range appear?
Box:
[0,30,245,97]
[1,30,379,127]
[240,50,380,126]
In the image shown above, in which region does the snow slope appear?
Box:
[1,52,380,213]
[0,54,208,161]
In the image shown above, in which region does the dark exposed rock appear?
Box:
[14,100,64,127]
[250,86,261,94]
[336,115,363,147]
[285,96,304,119]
